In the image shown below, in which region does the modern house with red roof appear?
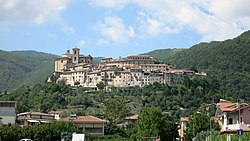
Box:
[59,114,106,135]
[215,99,250,133]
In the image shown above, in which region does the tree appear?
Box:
[185,112,220,140]
[104,122,127,137]
[104,99,129,123]
[96,82,105,91]
[0,122,77,141]
[137,107,178,141]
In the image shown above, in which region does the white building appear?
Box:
[215,99,250,133]
[0,101,17,125]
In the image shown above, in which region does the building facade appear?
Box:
[17,112,55,126]
[60,115,106,135]
[0,101,17,125]
[215,99,250,133]
[55,48,206,89]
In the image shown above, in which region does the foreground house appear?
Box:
[215,99,250,133]
[0,101,17,125]
[59,114,106,135]
[17,112,54,126]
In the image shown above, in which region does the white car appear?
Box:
[20,139,33,141]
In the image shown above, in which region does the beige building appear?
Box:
[164,70,206,85]
[48,111,65,120]
[17,112,54,126]
[140,64,171,72]
[100,55,155,68]
[55,48,206,88]
[55,48,92,73]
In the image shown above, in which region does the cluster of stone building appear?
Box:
[54,48,206,89]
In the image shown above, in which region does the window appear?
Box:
[228,118,233,124]
[85,128,102,133]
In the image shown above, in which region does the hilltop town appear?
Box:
[54,48,206,89]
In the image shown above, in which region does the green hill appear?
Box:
[142,48,185,62]
[145,30,250,100]
[0,50,57,92]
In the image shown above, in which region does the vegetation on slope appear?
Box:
[144,30,250,101]
[142,48,185,62]
[0,50,57,92]
[0,77,221,117]
[0,78,219,140]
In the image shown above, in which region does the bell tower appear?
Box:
[72,47,80,64]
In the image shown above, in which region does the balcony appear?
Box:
[222,124,250,132]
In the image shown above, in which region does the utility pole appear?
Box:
[238,102,241,141]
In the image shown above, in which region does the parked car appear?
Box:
[20,139,33,141]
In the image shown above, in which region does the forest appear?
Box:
[0,77,222,140]
[145,30,250,102]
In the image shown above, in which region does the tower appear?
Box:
[72,47,80,64]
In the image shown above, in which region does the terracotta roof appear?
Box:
[59,116,106,123]
[217,102,236,112]
[217,99,250,112]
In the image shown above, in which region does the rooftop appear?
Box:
[59,115,106,123]
[217,99,250,112]
[17,112,53,117]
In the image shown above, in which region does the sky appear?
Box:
[1,0,250,58]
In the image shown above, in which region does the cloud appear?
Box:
[97,39,110,46]
[137,11,181,39]
[88,0,131,9]
[77,40,86,48]
[89,0,250,42]
[48,33,57,39]
[62,25,75,34]
[95,16,135,44]
[0,0,70,24]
